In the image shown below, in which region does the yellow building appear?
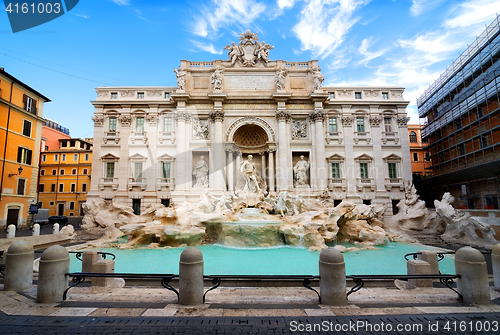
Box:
[0,68,50,229]
[38,138,93,217]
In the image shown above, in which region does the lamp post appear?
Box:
[8,166,23,177]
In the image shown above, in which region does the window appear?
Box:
[356,117,365,132]
[17,179,25,195]
[388,163,397,178]
[40,169,45,176]
[70,140,75,147]
[137,92,145,99]
[164,117,172,132]
[70,184,76,192]
[54,154,59,161]
[384,118,392,132]
[328,117,337,133]
[329,92,335,99]
[83,168,88,174]
[59,184,64,192]
[72,169,77,175]
[82,184,87,192]
[60,169,65,175]
[52,169,57,175]
[69,202,75,210]
[84,153,89,161]
[360,163,369,179]
[132,199,141,215]
[42,154,46,162]
[111,92,118,99]
[17,147,32,165]
[61,141,67,147]
[61,154,66,162]
[161,199,170,207]
[363,199,371,205]
[134,162,143,178]
[413,153,419,161]
[136,117,144,132]
[409,131,417,143]
[23,94,37,114]
[165,92,171,99]
[45,145,48,151]
[23,120,32,137]
[106,162,115,178]
[109,117,117,132]
[74,154,78,161]
[49,201,55,206]
[480,135,488,148]
[355,92,362,99]
[382,92,389,99]
[51,184,56,192]
[425,152,430,161]
[162,162,171,179]
[458,143,465,156]
[331,163,340,178]
[39,184,45,192]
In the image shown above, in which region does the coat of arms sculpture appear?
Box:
[224,30,274,67]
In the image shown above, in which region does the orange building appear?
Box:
[0,68,50,229]
[408,124,432,178]
[41,119,71,152]
[38,138,92,217]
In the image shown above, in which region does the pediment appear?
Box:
[158,153,176,161]
[327,154,344,161]
[384,154,401,161]
[101,153,119,160]
[355,154,372,160]
[130,153,147,160]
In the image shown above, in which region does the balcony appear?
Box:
[130,132,147,144]
[381,132,399,145]
[103,131,120,144]
[356,178,375,192]
[354,132,371,145]
[128,177,147,191]
[385,178,404,191]
[327,177,346,191]
[99,177,118,191]
[326,131,343,144]
[158,131,175,144]
[156,177,175,191]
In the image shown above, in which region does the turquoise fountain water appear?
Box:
[69,242,455,275]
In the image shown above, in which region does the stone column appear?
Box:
[146,107,159,193]
[260,151,266,186]
[118,105,132,193]
[88,108,104,197]
[4,241,34,292]
[369,112,387,197]
[397,112,412,181]
[235,151,242,186]
[277,111,289,191]
[268,148,275,193]
[341,108,357,201]
[313,111,327,190]
[309,121,317,191]
[493,244,500,291]
[455,246,491,304]
[37,245,70,303]
[179,247,204,305]
[175,109,189,192]
[319,248,347,305]
[227,149,234,191]
[407,259,432,288]
[210,110,225,192]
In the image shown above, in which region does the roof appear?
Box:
[0,68,51,102]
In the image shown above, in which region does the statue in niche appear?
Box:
[193,119,209,139]
[240,155,261,194]
[173,68,186,91]
[211,67,223,91]
[293,155,310,187]
[275,68,287,91]
[312,68,324,91]
[193,156,209,187]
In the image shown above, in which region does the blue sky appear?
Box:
[1,0,499,139]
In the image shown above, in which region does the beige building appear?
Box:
[88,31,411,216]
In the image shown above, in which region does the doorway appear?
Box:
[58,203,65,216]
[7,208,19,226]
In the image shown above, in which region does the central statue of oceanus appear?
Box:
[224,30,274,67]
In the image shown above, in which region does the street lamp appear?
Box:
[8,166,23,177]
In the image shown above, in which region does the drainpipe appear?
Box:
[0,80,15,203]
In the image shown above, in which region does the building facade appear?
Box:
[41,119,71,152]
[38,138,92,217]
[0,68,50,229]
[88,32,411,216]
[408,124,431,178]
[418,17,500,210]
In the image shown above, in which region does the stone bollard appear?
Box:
[407,259,432,288]
[37,245,70,303]
[455,246,491,304]
[32,224,40,236]
[417,250,439,274]
[492,244,500,292]
[319,248,347,305]
[92,259,115,287]
[52,223,60,234]
[7,224,16,238]
[82,250,101,273]
[179,247,204,305]
[4,241,34,292]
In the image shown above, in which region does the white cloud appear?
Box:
[444,0,500,29]
[191,0,267,38]
[398,31,465,64]
[292,0,371,58]
[76,14,89,19]
[191,41,223,55]
[277,0,300,9]
[110,0,130,5]
[410,0,446,16]
[356,38,389,65]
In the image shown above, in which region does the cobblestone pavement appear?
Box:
[1,313,500,334]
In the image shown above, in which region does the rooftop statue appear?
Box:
[224,30,274,67]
